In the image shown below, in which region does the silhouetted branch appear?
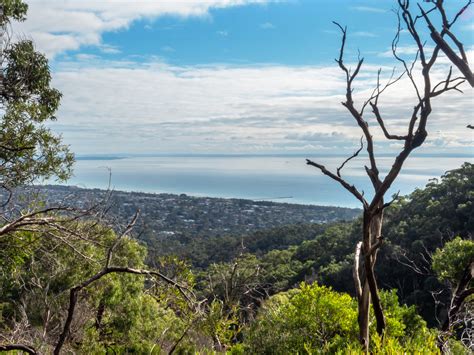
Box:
[337,137,363,177]
[418,1,474,86]
[370,103,407,140]
[0,344,37,354]
[306,159,367,207]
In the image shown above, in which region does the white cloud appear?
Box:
[353,31,378,38]
[216,30,229,37]
[161,46,175,53]
[260,22,275,30]
[463,22,474,31]
[378,45,435,58]
[75,53,99,61]
[351,6,387,14]
[15,0,278,58]
[49,57,473,155]
[99,44,121,54]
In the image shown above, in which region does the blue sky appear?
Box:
[73,1,398,66]
[51,1,473,67]
[15,0,474,156]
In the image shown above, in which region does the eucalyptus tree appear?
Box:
[0,0,73,196]
[0,2,197,353]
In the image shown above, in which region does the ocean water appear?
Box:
[64,155,471,208]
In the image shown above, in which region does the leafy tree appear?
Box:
[241,282,439,354]
[377,163,474,325]
[0,226,193,353]
[432,237,474,286]
[0,0,73,195]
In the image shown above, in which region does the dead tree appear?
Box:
[307,0,472,348]
[441,261,474,333]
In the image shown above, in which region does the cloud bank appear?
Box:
[51,56,473,155]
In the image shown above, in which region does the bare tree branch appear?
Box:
[306,159,368,207]
[370,103,407,140]
[418,1,474,86]
[337,137,363,177]
[54,265,195,354]
[0,344,37,354]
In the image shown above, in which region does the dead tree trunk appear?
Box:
[307,0,472,350]
[355,207,386,346]
[442,261,474,332]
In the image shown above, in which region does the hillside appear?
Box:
[16,185,360,238]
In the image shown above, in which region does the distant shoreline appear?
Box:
[75,152,474,160]
[40,184,362,211]
[68,156,471,209]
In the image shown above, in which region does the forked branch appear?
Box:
[53,213,196,354]
[418,1,474,87]
[337,137,363,177]
[306,159,367,207]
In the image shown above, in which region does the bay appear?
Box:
[64,155,471,208]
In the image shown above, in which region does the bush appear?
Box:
[240,282,440,354]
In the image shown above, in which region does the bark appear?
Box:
[95,297,106,331]
[366,209,386,336]
[0,344,37,354]
[358,281,371,349]
[356,208,386,348]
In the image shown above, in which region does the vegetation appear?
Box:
[243,283,439,354]
[0,0,472,353]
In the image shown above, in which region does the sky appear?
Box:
[13,0,474,156]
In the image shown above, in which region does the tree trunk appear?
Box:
[358,280,371,349]
[366,208,386,336]
[356,208,386,349]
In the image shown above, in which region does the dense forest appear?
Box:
[1,163,473,353]
[0,0,473,354]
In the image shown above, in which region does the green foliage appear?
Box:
[244,283,358,354]
[0,226,192,352]
[3,41,62,118]
[260,247,304,292]
[199,299,240,351]
[150,223,328,269]
[1,2,74,189]
[377,289,435,347]
[1,104,74,185]
[202,254,262,312]
[274,163,473,327]
[1,0,28,22]
[241,283,439,354]
[432,237,474,285]
[385,163,474,246]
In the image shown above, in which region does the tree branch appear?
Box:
[333,21,381,189]
[0,344,37,354]
[418,2,474,86]
[306,159,368,207]
[337,137,363,177]
[353,241,363,300]
[370,103,407,140]
[54,266,195,354]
